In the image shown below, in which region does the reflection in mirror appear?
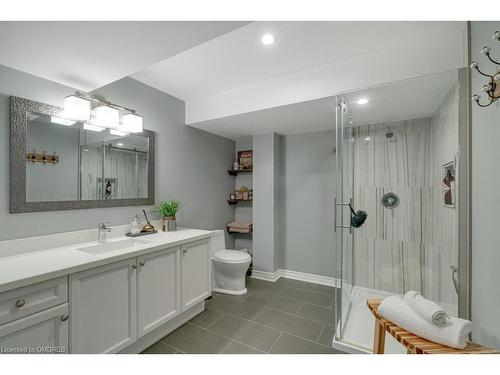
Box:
[26,112,149,202]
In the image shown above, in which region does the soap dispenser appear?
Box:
[130,214,141,235]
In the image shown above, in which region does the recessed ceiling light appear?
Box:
[117,142,124,147]
[261,34,275,45]
[357,98,369,105]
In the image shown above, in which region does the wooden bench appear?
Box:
[367,298,499,354]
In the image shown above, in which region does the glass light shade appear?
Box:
[121,113,143,133]
[83,123,105,132]
[94,105,120,129]
[51,116,76,126]
[110,129,129,137]
[63,95,90,121]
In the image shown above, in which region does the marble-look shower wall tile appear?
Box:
[353,233,375,290]
[374,240,403,294]
[402,242,423,293]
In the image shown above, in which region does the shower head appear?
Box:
[349,203,368,228]
[385,128,394,139]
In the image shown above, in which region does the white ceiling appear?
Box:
[133,21,465,100]
[191,70,458,140]
[130,21,467,125]
[0,21,248,91]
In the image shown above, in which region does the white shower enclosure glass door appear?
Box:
[333,70,462,353]
[334,98,354,342]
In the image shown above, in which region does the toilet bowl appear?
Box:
[211,230,251,295]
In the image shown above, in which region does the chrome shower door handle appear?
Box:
[450,265,459,294]
[334,198,337,233]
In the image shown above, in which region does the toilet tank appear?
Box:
[211,230,226,256]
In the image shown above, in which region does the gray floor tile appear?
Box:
[222,341,266,354]
[208,314,281,352]
[278,286,333,307]
[245,291,302,314]
[318,325,335,347]
[246,278,283,295]
[253,308,323,341]
[275,278,315,291]
[311,283,336,297]
[270,333,334,354]
[142,341,178,354]
[162,323,230,353]
[296,303,335,325]
[189,308,224,328]
[207,293,263,319]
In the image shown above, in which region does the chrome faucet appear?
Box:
[98,222,112,243]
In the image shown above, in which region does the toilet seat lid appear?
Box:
[214,250,251,263]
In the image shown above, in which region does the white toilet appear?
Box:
[211,230,252,295]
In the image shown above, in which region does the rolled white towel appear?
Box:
[404,290,450,326]
[378,296,471,349]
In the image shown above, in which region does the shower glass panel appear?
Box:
[333,70,463,353]
[334,98,354,340]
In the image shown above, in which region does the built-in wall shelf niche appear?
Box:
[227,169,253,176]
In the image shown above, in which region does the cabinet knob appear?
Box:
[139,261,145,267]
[15,299,25,308]
[182,248,188,254]
[131,264,138,269]
[60,314,69,322]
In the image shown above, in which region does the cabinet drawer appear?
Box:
[0,277,68,325]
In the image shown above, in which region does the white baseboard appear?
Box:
[251,268,338,287]
[251,269,281,282]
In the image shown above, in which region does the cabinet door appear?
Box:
[181,239,211,310]
[0,303,68,354]
[137,246,180,337]
[69,258,137,353]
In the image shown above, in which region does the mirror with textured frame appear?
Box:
[10,96,155,213]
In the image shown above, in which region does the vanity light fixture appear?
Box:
[357,98,369,105]
[94,105,120,129]
[51,116,76,126]
[471,30,500,107]
[83,123,105,132]
[261,34,275,45]
[121,113,143,133]
[63,95,91,121]
[63,91,143,132]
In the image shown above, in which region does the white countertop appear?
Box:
[0,228,213,293]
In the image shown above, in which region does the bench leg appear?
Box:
[373,321,386,354]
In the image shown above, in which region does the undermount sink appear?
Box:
[77,238,152,255]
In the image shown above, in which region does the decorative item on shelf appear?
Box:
[443,161,456,208]
[26,149,59,165]
[142,208,156,232]
[248,189,253,200]
[232,159,239,171]
[237,150,253,171]
[156,200,181,232]
[470,30,500,108]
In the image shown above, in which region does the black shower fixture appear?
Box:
[349,203,367,228]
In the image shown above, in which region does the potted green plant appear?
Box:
[156,200,181,232]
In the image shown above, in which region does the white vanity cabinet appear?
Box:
[180,239,211,311]
[0,304,69,354]
[137,246,180,337]
[69,258,137,354]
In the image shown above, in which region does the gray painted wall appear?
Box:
[277,130,336,277]
[0,64,235,241]
[252,133,279,273]
[470,21,500,349]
